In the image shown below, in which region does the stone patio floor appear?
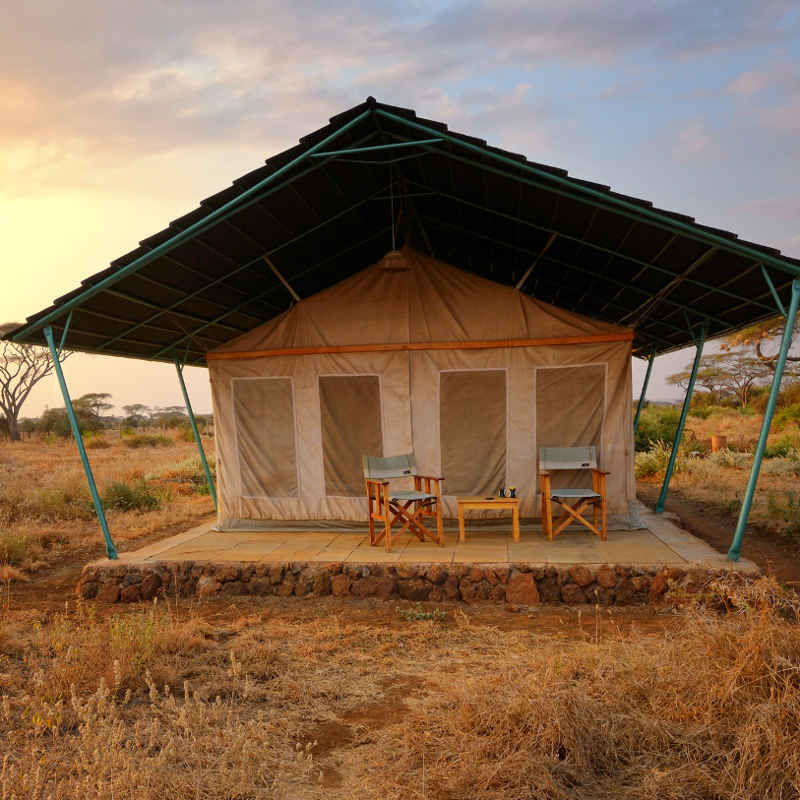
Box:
[108,502,758,571]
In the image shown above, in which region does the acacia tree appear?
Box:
[724,316,800,373]
[668,348,796,408]
[76,392,113,418]
[0,322,70,442]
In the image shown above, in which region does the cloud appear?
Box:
[672,118,712,160]
[2,0,798,195]
[726,70,769,96]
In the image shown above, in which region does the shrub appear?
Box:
[102,481,160,512]
[85,435,111,449]
[764,434,800,459]
[180,425,196,443]
[774,403,800,430]
[122,433,171,449]
[762,458,800,477]
[707,448,752,469]
[635,406,681,452]
[635,441,673,478]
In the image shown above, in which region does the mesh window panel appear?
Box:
[440,370,507,495]
[536,365,605,490]
[233,378,298,497]
[320,375,383,496]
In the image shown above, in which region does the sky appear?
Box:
[2,0,799,417]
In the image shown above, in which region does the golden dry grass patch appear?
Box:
[0,579,798,799]
[0,432,215,569]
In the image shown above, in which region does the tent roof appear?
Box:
[6,97,799,364]
[208,246,632,359]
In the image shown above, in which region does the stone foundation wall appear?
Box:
[76,560,726,606]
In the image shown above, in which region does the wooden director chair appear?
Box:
[363,453,444,552]
[539,446,608,541]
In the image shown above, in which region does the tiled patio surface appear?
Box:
[112,503,758,571]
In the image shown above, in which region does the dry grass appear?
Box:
[0,578,798,799]
[0,432,214,569]
[637,411,800,537]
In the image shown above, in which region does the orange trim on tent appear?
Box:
[206,331,634,361]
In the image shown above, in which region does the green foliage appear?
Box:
[688,406,713,419]
[102,481,160,512]
[635,405,681,452]
[122,433,171,449]
[634,442,673,478]
[37,406,103,438]
[395,604,447,622]
[764,434,800,459]
[774,403,800,430]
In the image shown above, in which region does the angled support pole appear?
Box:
[175,360,218,511]
[633,347,656,434]
[43,325,118,559]
[655,322,707,513]
[728,278,800,560]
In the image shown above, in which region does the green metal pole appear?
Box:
[43,326,118,559]
[633,348,656,434]
[655,324,706,513]
[175,361,217,511]
[728,279,800,561]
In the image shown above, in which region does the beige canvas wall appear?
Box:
[208,248,635,526]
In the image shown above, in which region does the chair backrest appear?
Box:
[539,446,597,472]
[362,452,417,480]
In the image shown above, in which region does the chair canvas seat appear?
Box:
[549,488,600,499]
[539,445,608,542]
[391,490,437,502]
[363,453,444,552]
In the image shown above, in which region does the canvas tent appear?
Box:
[207,247,635,528]
[6,97,799,560]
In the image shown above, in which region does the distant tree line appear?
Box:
[0,392,213,441]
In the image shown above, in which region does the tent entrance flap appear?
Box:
[440,369,507,496]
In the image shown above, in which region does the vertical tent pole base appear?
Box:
[175,360,218,511]
[728,279,800,561]
[633,347,656,435]
[655,323,707,513]
[43,326,118,560]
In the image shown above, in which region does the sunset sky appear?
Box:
[3,1,799,417]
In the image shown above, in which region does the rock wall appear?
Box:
[76,560,723,606]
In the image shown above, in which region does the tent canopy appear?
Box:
[6,97,799,361]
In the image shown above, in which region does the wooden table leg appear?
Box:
[458,504,466,543]
[512,502,520,542]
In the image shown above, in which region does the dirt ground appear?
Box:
[637,482,800,586]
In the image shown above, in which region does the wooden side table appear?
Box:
[457,496,520,543]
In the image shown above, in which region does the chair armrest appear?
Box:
[591,469,611,476]
[539,470,550,477]
[414,474,443,481]
[364,478,389,485]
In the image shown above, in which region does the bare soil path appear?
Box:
[637,483,800,586]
